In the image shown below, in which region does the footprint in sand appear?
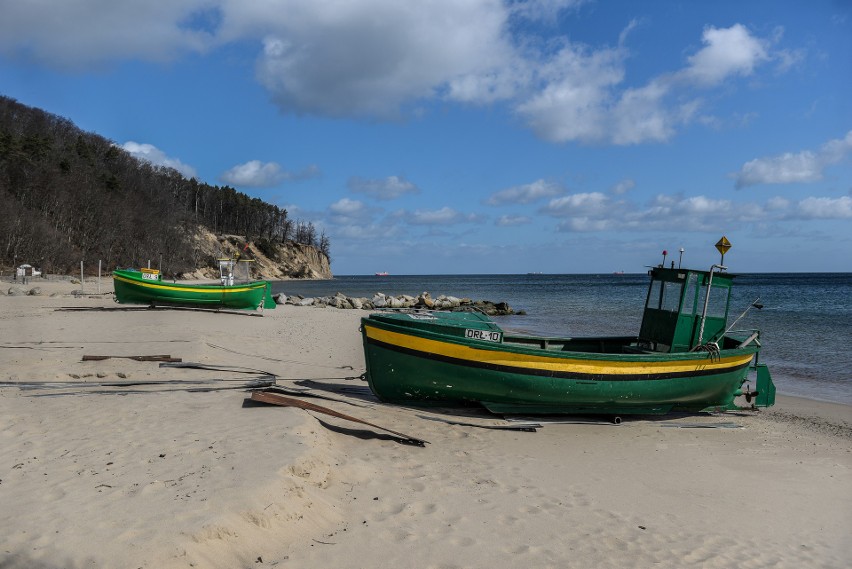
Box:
[242,510,271,529]
[387,503,407,516]
[449,535,476,547]
[191,524,237,543]
[383,527,419,543]
[410,502,437,515]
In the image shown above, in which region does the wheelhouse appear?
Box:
[218,257,256,286]
[638,266,733,353]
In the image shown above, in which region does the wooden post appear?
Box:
[80,261,84,294]
[98,260,102,294]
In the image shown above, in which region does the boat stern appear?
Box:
[751,363,776,408]
[262,282,277,309]
[706,361,776,412]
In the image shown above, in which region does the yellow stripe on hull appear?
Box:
[364,324,753,376]
[113,274,265,294]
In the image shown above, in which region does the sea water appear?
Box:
[271,273,852,405]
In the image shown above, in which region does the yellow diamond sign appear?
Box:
[715,236,732,256]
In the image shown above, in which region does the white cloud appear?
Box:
[609,81,673,144]
[515,43,625,143]
[557,217,615,232]
[120,141,197,178]
[496,215,531,226]
[609,178,635,195]
[407,207,465,226]
[509,0,587,23]
[609,24,772,144]
[633,193,852,225]
[0,1,215,68]
[734,131,852,188]
[540,191,806,233]
[329,197,366,216]
[680,24,769,86]
[517,23,780,145]
[610,83,700,145]
[445,57,530,105]
[250,0,512,118]
[221,160,283,187]
[326,197,380,227]
[220,160,319,187]
[2,3,793,145]
[333,224,402,241]
[541,192,612,216]
[820,130,852,163]
[486,179,563,205]
[796,196,852,219]
[319,198,409,242]
[773,47,806,74]
[737,153,822,187]
[395,206,483,226]
[674,195,733,215]
[766,196,791,211]
[348,175,420,200]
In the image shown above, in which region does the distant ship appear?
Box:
[375,271,389,276]
[613,271,625,275]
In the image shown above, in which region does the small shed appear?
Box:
[16,264,42,278]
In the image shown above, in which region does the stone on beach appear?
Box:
[280,290,515,315]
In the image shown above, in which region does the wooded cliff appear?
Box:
[0,96,331,279]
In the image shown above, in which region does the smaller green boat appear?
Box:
[113,258,276,311]
[361,240,775,416]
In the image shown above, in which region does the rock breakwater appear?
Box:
[274,291,520,316]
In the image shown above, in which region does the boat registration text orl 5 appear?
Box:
[140,268,160,281]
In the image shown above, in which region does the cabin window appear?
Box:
[703,283,729,318]
[661,281,682,312]
[646,279,682,312]
[682,274,698,315]
[646,280,662,309]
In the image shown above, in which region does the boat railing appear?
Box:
[725,328,761,349]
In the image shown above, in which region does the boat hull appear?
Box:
[361,313,757,415]
[113,270,275,310]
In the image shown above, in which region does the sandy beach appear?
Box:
[2,276,850,568]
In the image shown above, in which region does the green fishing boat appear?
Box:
[361,240,775,416]
[113,258,276,311]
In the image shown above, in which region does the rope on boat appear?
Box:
[690,342,721,362]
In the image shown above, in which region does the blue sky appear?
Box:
[1,0,850,275]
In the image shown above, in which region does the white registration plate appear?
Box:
[465,329,502,342]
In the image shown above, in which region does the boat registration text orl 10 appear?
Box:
[465,329,502,342]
